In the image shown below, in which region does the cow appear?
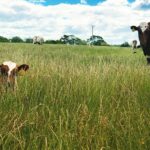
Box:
[33,36,44,45]
[130,22,150,64]
[0,61,29,91]
[132,40,137,53]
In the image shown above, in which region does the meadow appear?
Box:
[0,43,149,150]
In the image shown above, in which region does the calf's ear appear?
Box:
[130,26,138,32]
[18,64,29,72]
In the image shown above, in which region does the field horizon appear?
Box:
[0,43,149,150]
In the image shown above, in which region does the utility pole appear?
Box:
[91,25,94,46]
[92,25,94,37]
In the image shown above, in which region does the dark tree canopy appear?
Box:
[87,35,108,46]
[11,36,24,43]
[60,35,86,45]
[25,38,33,43]
[0,36,9,42]
[120,42,130,47]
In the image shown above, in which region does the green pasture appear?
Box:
[0,43,149,150]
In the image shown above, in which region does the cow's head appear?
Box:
[131,22,150,33]
[130,22,150,63]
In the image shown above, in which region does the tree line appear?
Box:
[0,35,131,47]
[0,35,108,45]
[0,36,31,43]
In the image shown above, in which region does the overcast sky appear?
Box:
[0,0,150,44]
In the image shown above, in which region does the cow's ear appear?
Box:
[130,26,138,32]
[18,64,29,72]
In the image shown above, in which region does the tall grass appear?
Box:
[0,43,149,149]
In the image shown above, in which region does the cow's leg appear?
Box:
[146,56,150,65]
[10,76,17,92]
[133,47,136,53]
[13,76,18,92]
[2,76,8,92]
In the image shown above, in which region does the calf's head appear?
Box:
[18,64,29,73]
[0,61,29,90]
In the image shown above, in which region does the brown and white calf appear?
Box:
[0,61,29,91]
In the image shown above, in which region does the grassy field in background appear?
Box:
[0,43,149,149]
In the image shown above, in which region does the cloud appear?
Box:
[132,0,150,10]
[99,0,129,6]
[26,0,46,4]
[80,0,87,4]
[0,0,149,44]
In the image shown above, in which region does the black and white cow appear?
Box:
[132,40,137,53]
[131,22,150,64]
[33,36,44,45]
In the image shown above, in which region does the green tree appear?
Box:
[60,35,70,44]
[87,35,108,46]
[120,42,130,47]
[25,38,33,43]
[11,36,24,43]
[60,35,86,45]
[0,36,9,42]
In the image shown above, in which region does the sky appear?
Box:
[27,0,135,5]
[0,0,150,44]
